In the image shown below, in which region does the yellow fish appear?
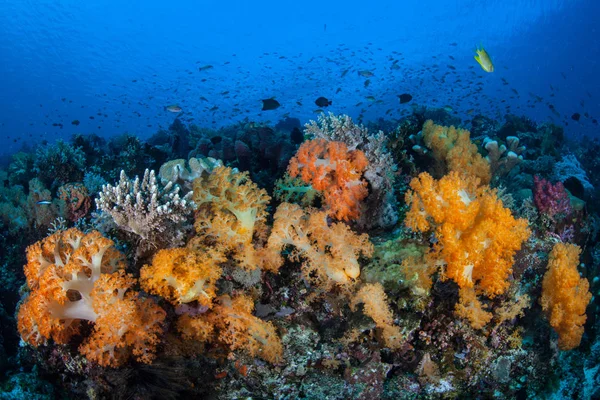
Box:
[474,46,494,72]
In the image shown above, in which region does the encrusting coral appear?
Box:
[288,138,369,221]
[540,243,592,350]
[17,228,165,367]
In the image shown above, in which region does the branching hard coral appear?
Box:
[350,283,404,349]
[304,112,398,228]
[192,166,271,271]
[176,294,283,363]
[540,243,591,350]
[140,247,224,306]
[422,120,491,184]
[265,202,373,288]
[96,169,194,253]
[405,172,530,298]
[17,228,165,367]
[288,138,369,221]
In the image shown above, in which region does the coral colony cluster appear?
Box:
[1,111,599,399]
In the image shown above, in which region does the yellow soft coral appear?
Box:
[176,294,283,363]
[192,166,271,271]
[540,243,591,350]
[405,172,530,298]
[140,247,224,306]
[422,120,491,184]
[265,202,373,288]
[350,283,404,349]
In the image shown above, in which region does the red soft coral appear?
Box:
[288,138,369,221]
[540,243,591,350]
[17,228,165,367]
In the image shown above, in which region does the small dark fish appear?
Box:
[398,93,413,104]
[36,200,52,205]
[290,127,304,144]
[341,68,350,78]
[447,65,456,70]
[210,136,222,145]
[315,97,332,107]
[571,113,581,121]
[262,98,281,111]
[165,105,182,113]
[358,70,374,78]
[449,42,458,46]
[335,87,342,94]
[198,65,213,71]
[364,79,371,88]
[71,120,80,126]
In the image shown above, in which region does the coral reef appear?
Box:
[1,109,599,399]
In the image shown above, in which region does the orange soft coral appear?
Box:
[350,283,404,349]
[192,166,271,271]
[422,120,491,184]
[264,202,373,288]
[405,172,530,298]
[140,247,224,306]
[540,243,591,350]
[288,138,369,221]
[17,228,165,367]
[176,294,283,363]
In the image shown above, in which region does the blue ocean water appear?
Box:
[0,0,597,157]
